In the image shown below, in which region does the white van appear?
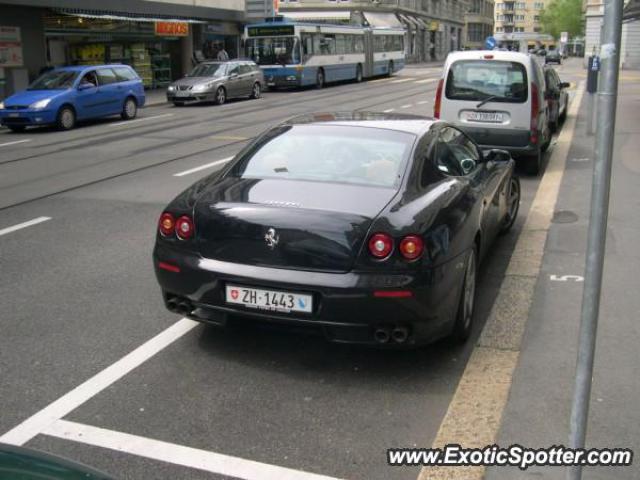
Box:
[434,50,550,174]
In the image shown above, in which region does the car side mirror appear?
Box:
[559,82,570,89]
[483,149,511,163]
[229,72,238,79]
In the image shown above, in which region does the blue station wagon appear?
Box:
[0,65,145,132]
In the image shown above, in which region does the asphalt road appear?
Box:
[0,60,586,480]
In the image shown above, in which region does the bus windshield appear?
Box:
[245,37,301,65]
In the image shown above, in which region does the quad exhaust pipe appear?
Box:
[166,295,193,316]
[374,325,410,344]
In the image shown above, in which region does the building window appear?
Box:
[534,26,541,32]
[515,2,526,9]
[496,26,504,32]
[496,2,503,9]
[515,14,525,20]
[534,2,544,9]
[515,27,524,32]
[534,15,540,21]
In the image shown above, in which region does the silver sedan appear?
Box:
[167,61,264,106]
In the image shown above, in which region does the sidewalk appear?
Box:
[485,74,640,478]
[145,88,168,107]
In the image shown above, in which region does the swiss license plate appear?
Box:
[465,111,504,123]
[8,113,20,118]
[225,284,313,314]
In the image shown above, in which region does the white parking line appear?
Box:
[417,100,430,105]
[400,104,413,109]
[390,78,415,84]
[414,78,439,84]
[383,108,395,113]
[0,216,51,237]
[110,113,173,127]
[0,318,198,446]
[173,156,234,177]
[45,420,343,480]
[0,139,31,148]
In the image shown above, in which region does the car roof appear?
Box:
[52,65,132,72]
[281,112,438,136]
[445,50,535,64]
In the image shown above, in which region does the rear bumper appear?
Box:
[0,109,57,127]
[456,125,539,157]
[153,243,464,346]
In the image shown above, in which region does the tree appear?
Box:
[539,0,584,39]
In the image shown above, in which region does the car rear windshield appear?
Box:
[28,70,79,90]
[445,60,528,103]
[233,125,414,188]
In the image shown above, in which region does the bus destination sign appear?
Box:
[247,25,295,37]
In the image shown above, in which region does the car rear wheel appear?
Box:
[250,82,261,99]
[500,176,521,235]
[524,148,542,175]
[214,87,226,105]
[451,247,477,343]
[8,125,26,133]
[56,106,76,131]
[121,97,137,120]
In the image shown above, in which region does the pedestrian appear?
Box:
[217,47,229,61]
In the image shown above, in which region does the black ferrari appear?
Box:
[153,112,520,347]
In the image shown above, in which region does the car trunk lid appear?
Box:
[193,177,397,272]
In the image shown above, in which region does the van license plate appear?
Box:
[465,111,504,123]
[225,284,313,314]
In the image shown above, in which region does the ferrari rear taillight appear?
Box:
[159,212,175,236]
[175,215,194,240]
[434,78,444,119]
[530,82,539,144]
[399,235,424,260]
[368,233,393,259]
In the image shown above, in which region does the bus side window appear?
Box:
[302,33,313,58]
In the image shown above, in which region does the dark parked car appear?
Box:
[167,60,264,106]
[544,67,570,131]
[545,49,562,64]
[153,113,520,347]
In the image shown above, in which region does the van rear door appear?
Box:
[441,59,531,147]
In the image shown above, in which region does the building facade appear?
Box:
[585,0,640,69]
[278,0,468,62]
[463,0,494,49]
[0,0,244,97]
[493,0,554,49]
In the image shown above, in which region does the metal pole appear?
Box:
[586,93,595,136]
[566,0,623,478]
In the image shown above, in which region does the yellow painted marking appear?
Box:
[418,82,586,480]
[210,135,249,141]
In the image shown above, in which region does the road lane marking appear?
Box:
[414,78,439,84]
[173,156,234,177]
[0,216,51,237]
[550,274,584,282]
[367,78,392,84]
[0,318,198,446]
[417,100,430,105]
[110,113,173,127]
[400,104,413,109]
[383,108,395,112]
[390,78,415,84]
[418,82,585,480]
[45,420,343,480]
[0,139,31,148]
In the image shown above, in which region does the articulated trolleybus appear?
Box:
[243,19,405,88]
